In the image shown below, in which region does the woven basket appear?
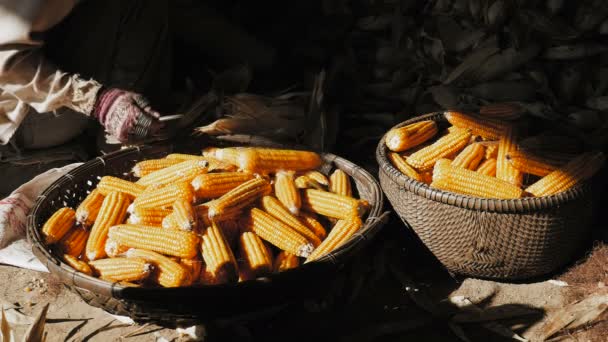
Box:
[376,112,598,280]
[27,139,387,325]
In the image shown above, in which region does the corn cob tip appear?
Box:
[127,214,141,225]
[287,206,300,216]
[297,243,315,258]
[127,203,134,214]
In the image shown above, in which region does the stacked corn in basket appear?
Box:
[39,148,369,287]
[386,105,605,198]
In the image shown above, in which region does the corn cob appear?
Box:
[89,257,152,282]
[525,152,605,197]
[260,196,321,246]
[243,208,314,257]
[204,147,242,166]
[406,128,472,172]
[496,125,523,187]
[301,189,365,219]
[387,152,422,181]
[58,227,89,257]
[180,258,203,285]
[420,171,433,185]
[132,158,183,178]
[167,153,237,171]
[207,178,271,220]
[238,232,273,280]
[191,172,254,199]
[172,198,197,231]
[444,111,508,140]
[136,160,209,188]
[161,212,177,229]
[298,212,327,240]
[108,224,199,258]
[165,153,205,161]
[75,189,104,227]
[97,176,145,199]
[133,182,194,210]
[237,148,322,173]
[451,143,486,170]
[104,238,129,257]
[125,249,190,287]
[431,159,524,199]
[294,175,325,190]
[306,216,363,262]
[85,192,130,260]
[329,169,352,197]
[506,150,562,177]
[385,120,438,152]
[273,251,300,272]
[476,158,497,177]
[41,207,76,244]
[304,171,329,186]
[274,171,301,215]
[480,141,499,159]
[201,222,239,284]
[62,254,92,275]
[479,103,525,121]
[127,207,171,226]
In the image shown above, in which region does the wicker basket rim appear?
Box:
[375,111,592,213]
[28,141,387,297]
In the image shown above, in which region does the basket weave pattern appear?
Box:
[377,112,594,280]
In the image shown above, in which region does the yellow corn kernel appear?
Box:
[97,176,145,199]
[243,208,314,257]
[126,249,190,287]
[201,222,239,284]
[238,232,273,280]
[136,160,209,188]
[274,171,301,215]
[476,158,497,177]
[304,171,329,186]
[41,207,76,244]
[133,181,194,210]
[260,196,321,246]
[298,212,327,240]
[294,175,324,190]
[172,198,197,231]
[75,189,104,227]
[273,251,300,272]
[387,152,422,181]
[85,192,130,260]
[301,189,365,219]
[132,158,183,178]
[61,254,92,275]
[444,111,508,140]
[496,125,523,187]
[180,258,203,285]
[237,148,322,173]
[204,147,242,167]
[168,153,238,171]
[58,227,89,257]
[104,238,129,258]
[108,224,199,258]
[385,120,438,152]
[480,141,499,159]
[406,128,472,172]
[89,257,152,282]
[431,159,523,199]
[165,153,205,161]
[191,172,254,199]
[525,152,605,197]
[506,150,561,177]
[329,169,352,197]
[306,216,363,262]
[127,207,171,226]
[207,178,271,220]
[479,102,525,121]
[451,143,486,170]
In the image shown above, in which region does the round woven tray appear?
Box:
[376,112,598,280]
[27,139,387,325]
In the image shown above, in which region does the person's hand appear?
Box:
[92,88,163,142]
